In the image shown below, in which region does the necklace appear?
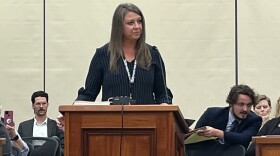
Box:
[123,59,137,83]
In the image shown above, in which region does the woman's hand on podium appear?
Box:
[57,114,65,131]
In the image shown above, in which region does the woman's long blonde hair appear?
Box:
[108,3,151,73]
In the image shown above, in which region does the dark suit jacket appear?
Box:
[256,117,280,135]
[17,118,64,149]
[195,107,262,148]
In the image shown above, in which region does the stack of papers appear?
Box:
[184,133,217,144]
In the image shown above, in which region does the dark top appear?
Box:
[195,107,262,148]
[246,117,280,156]
[76,43,172,104]
[0,121,12,155]
[256,117,280,135]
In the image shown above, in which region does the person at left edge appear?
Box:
[75,3,172,105]
[0,119,12,155]
[0,109,29,156]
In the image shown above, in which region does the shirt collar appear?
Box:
[34,117,48,126]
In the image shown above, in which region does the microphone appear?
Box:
[111,96,135,105]
[109,96,135,156]
[153,46,172,104]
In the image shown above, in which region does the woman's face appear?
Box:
[254,100,271,117]
[123,11,142,42]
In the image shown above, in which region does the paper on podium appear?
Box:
[184,133,217,144]
[73,101,110,105]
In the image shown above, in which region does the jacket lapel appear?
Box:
[29,119,34,137]
[219,107,230,130]
[47,118,52,137]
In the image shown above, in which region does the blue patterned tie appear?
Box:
[229,120,239,132]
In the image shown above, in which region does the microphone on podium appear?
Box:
[110,96,135,105]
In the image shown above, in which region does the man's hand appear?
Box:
[196,126,224,139]
[57,114,65,131]
[5,124,16,138]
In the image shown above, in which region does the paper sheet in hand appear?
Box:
[184,133,217,144]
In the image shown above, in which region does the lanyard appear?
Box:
[123,59,137,84]
[123,59,137,99]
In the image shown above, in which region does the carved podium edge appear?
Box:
[59,104,188,156]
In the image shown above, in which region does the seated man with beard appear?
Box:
[18,91,64,155]
[185,85,262,156]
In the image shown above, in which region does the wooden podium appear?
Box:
[253,136,280,156]
[59,105,188,156]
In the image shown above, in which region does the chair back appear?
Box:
[51,136,62,156]
[25,142,34,156]
[22,137,59,156]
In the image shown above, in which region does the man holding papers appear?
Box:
[185,84,262,156]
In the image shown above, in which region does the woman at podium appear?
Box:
[75,3,173,105]
[57,3,173,131]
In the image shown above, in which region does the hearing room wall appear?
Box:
[0,0,280,128]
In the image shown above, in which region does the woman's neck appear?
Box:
[35,115,47,124]
[123,41,136,62]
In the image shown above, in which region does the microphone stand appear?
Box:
[111,96,134,156]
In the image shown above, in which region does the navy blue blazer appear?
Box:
[195,107,262,148]
[76,43,173,104]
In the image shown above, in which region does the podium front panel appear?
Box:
[60,105,188,156]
